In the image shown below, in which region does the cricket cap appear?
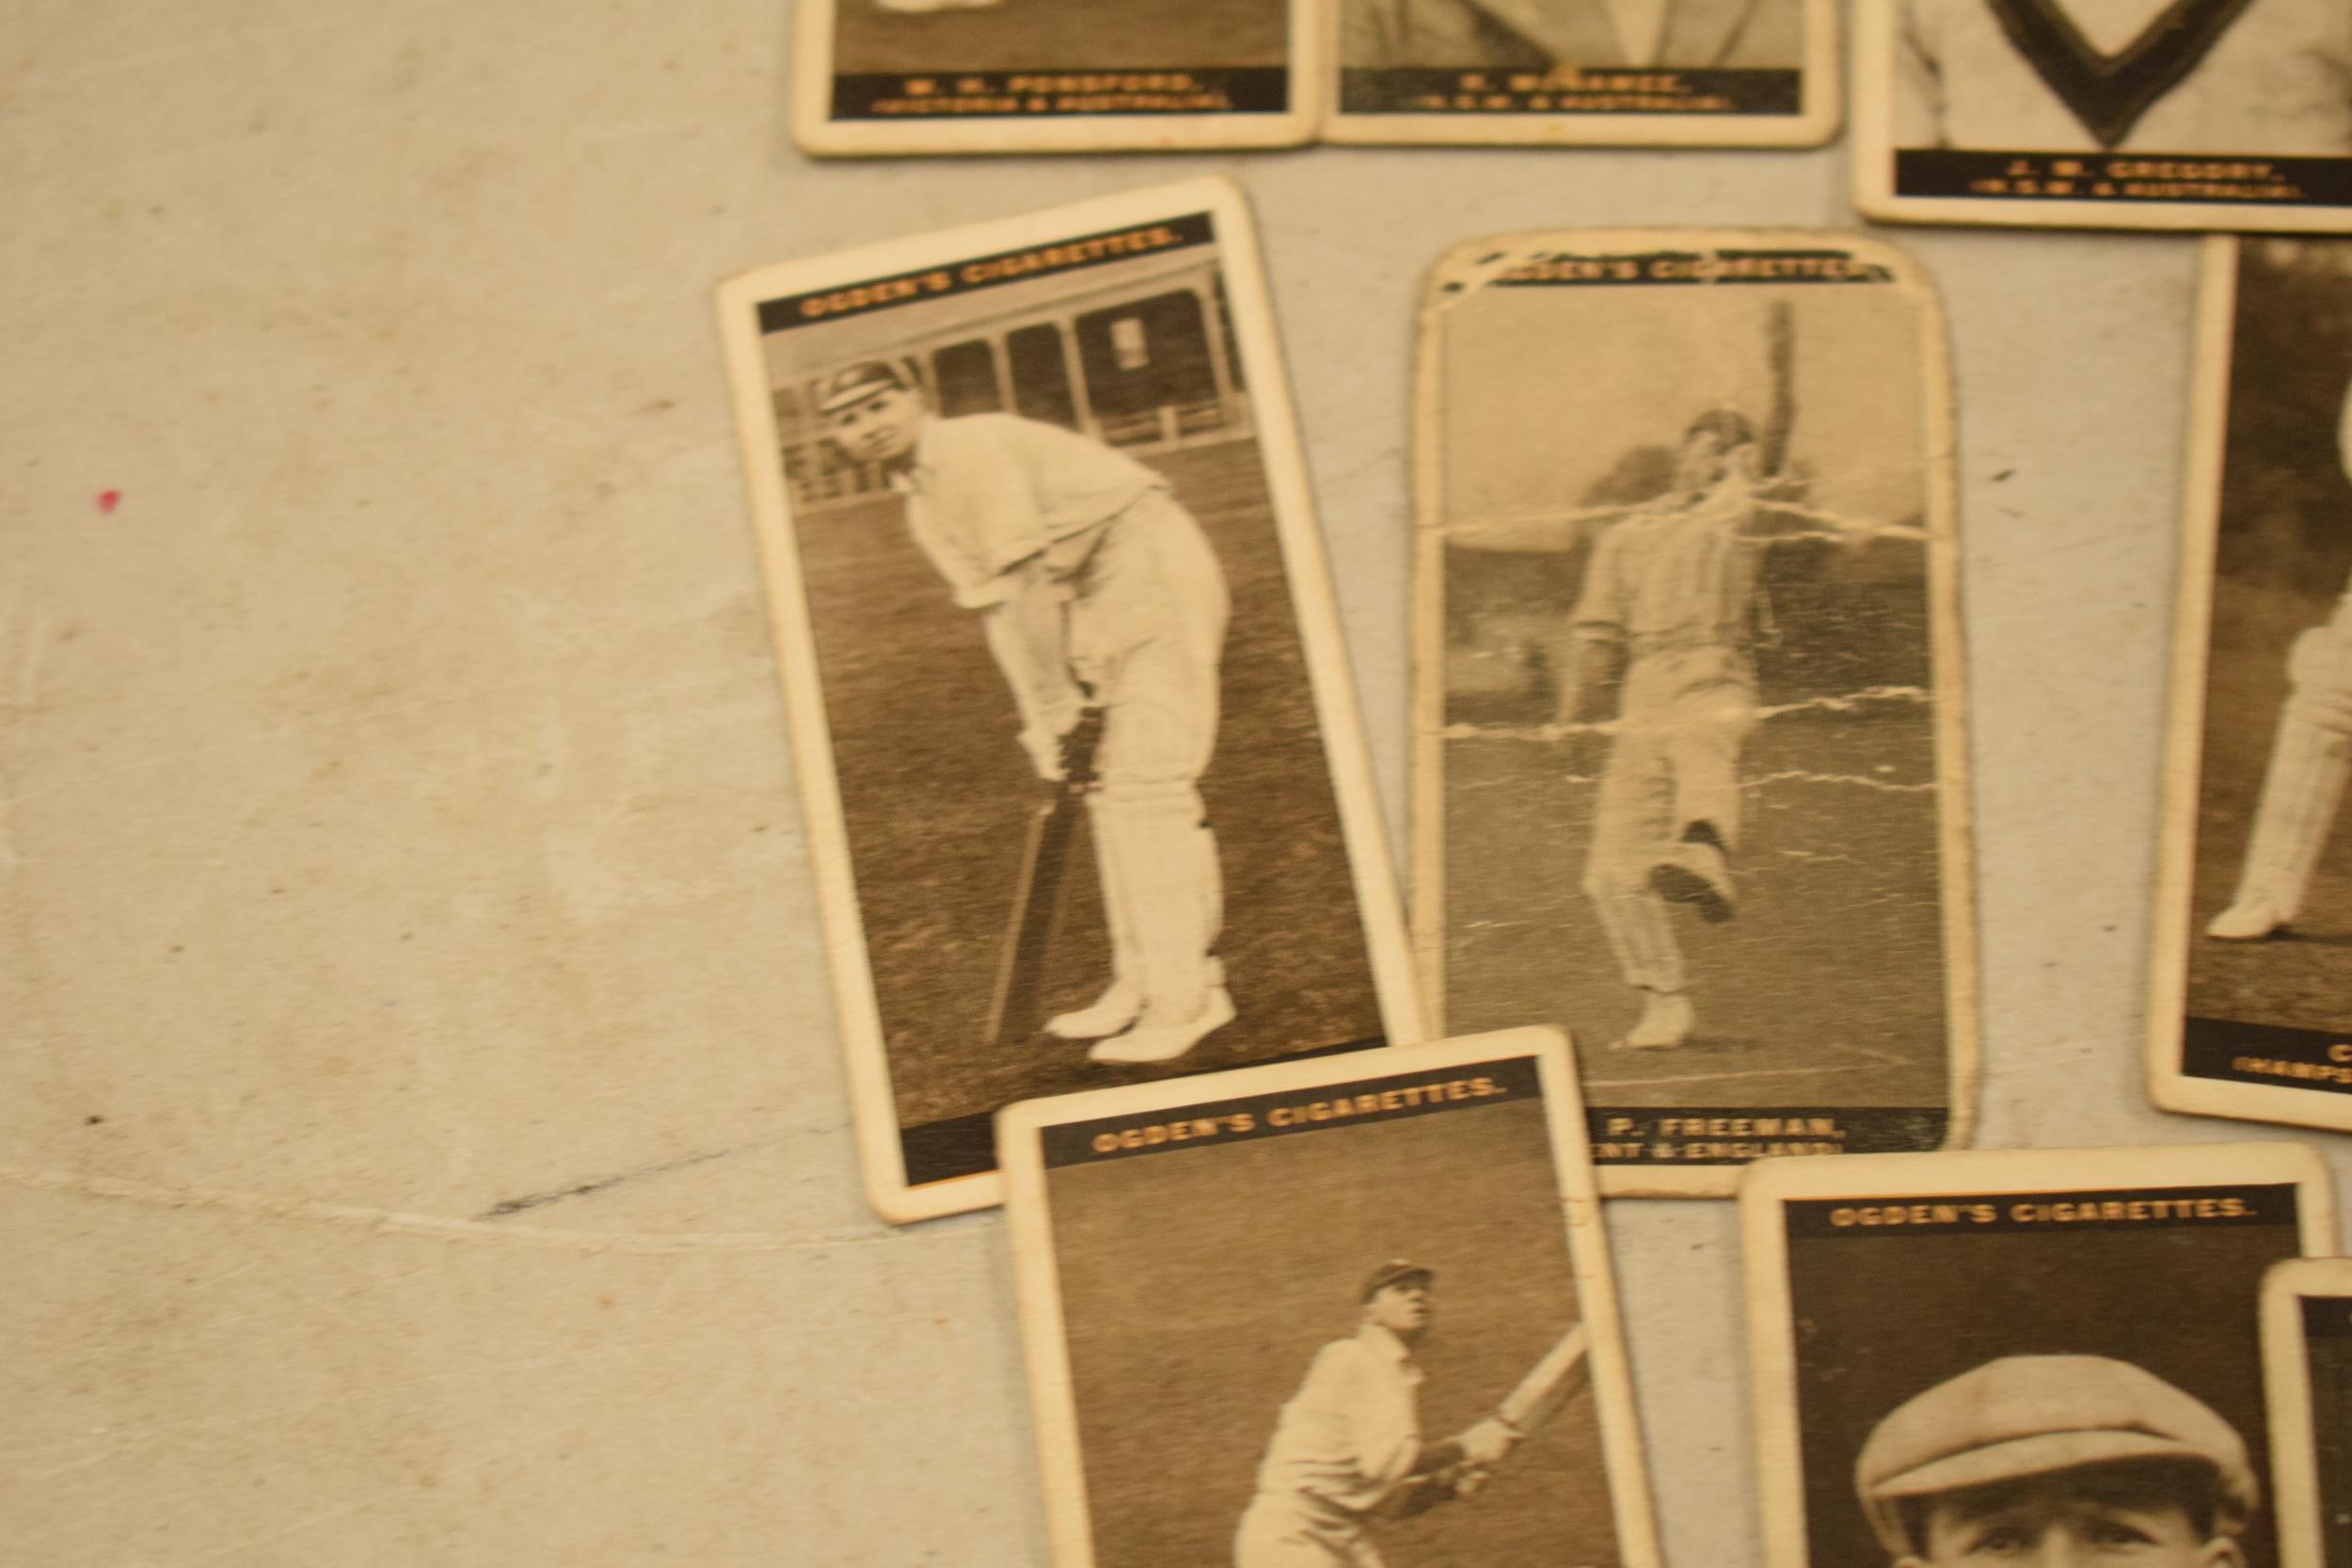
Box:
[815,358,916,414]
[1361,1259,1435,1301]
[1685,407,1756,450]
[1855,1355,2256,1555]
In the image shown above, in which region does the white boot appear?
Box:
[1046,982,1143,1040]
[1089,987,1235,1066]
[2213,653,2352,939]
[1610,990,1693,1052]
[2207,898,2290,942]
[1070,797,1149,1044]
[1085,785,1224,1062]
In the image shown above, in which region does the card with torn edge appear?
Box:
[1854,0,2352,231]
[2150,237,2352,1136]
[1325,0,1839,147]
[790,0,1320,157]
[715,179,1422,1224]
[998,1026,1660,1568]
[1410,230,1977,1197]
[2260,1259,2352,1568]
[1743,1143,2334,1568]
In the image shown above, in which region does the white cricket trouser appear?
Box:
[1068,491,1231,1022]
[2227,605,2352,921]
[1581,645,1757,994]
[1234,1493,1385,1568]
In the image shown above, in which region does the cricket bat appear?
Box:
[981,708,1104,1047]
[1498,1323,1590,1434]
[1430,1322,1593,1503]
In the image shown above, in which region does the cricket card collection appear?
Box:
[713,0,2352,1559]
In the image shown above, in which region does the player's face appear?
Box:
[1677,428,1729,490]
[1364,1279,1433,1335]
[825,385,926,467]
[1904,1476,2240,1568]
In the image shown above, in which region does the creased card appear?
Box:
[1411,230,1977,1196]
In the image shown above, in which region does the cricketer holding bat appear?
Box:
[1854,1355,2255,1568]
[2208,373,2352,942]
[1234,1261,1543,1568]
[816,359,1234,1065]
[1557,323,1809,1053]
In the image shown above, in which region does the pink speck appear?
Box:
[96,491,120,515]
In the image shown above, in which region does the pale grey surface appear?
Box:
[2,4,2340,1566]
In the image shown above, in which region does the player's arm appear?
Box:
[1379,1452,1483,1518]
[944,420,1058,608]
[1375,1423,1520,1518]
[940,423,1085,778]
[1557,525,1629,728]
[1758,303,1796,478]
[977,559,1086,782]
[1360,1385,1514,1504]
[1554,628,1625,727]
[1393,1326,1592,1514]
[1362,1433,1476,1518]
[1725,444,1825,546]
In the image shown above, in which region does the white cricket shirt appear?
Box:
[894,413,1166,610]
[1250,1323,1427,1514]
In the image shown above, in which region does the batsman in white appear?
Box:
[1557,316,1805,1053]
[1234,1262,1528,1568]
[2207,374,2352,942]
[817,359,1234,1064]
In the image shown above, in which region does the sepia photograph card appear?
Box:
[2260,1258,2352,1568]
[1412,230,1976,1197]
[789,0,1320,157]
[717,179,1423,1224]
[1854,0,2352,231]
[2151,236,2352,1136]
[997,1026,1660,1568]
[1326,0,1840,147]
[1744,1144,2336,1568]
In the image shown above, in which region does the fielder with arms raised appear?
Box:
[1556,305,1811,1053]
[818,360,1233,1064]
[2208,373,2352,942]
